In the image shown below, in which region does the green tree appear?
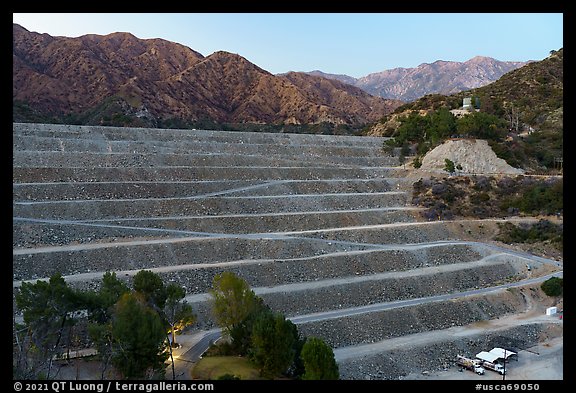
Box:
[87,322,114,380]
[286,334,306,379]
[444,158,456,173]
[82,272,129,379]
[456,111,507,140]
[300,337,340,380]
[164,283,195,348]
[541,277,563,297]
[412,156,422,169]
[100,272,130,308]
[250,311,298,377]
[395,111,430,145]
[398,151,406,168]
[229,296,271,355]
[111,292,168,379]
[209,272,257,336]
[132,271,197,380]
[82,271,130,324]
[428,107,456,144]
[133,270,167,309]
[15,273,80,379]
[163,283,196,380]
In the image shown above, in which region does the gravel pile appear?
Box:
[302,220,507,245]
[227,179,394,196]
[421,139,524,175]
[13,166,407,183]
[155,243,487,293]
[13,236,369,281]
[13,209,418,248]
[14,192,410,221]
[12,221,189,249]
[13,123,385,146]
[14,150,365,169]
[13,179,394,202]
[258,262,519,316]
[165,259,522,329]
[13,180,262,201]
[298,287,527,348]
[115,209,416,234]
[14,232,487,283]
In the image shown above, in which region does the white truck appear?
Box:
[482,361,506,375]
[457,355,485,375]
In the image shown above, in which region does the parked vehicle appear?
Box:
[482,361,506,375]
[457,355,485,375]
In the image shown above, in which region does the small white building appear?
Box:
[490,347,517,362]
[477,348,517,364]
[476,351,500,363]
[546,306,558,316]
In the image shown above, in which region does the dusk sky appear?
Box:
[13,13,563,78]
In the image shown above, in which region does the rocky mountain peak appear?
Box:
[309,56,528,102]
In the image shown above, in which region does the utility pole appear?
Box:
[502,348,506,381]
[506,104,520,133]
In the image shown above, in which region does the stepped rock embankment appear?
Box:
[13,123,561,379]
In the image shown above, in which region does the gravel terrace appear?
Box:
[12,123,562,380]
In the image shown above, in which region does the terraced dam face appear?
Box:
[13,123,562,380]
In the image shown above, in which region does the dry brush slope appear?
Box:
[12,123,562,379]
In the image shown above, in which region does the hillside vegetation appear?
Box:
[412,174,563,257]
[412,175,563,221]
[370,49,563,172]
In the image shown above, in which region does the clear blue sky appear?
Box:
[13,13,563,78]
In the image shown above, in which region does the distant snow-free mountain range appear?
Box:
[304,56,528,102]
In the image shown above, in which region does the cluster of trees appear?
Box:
[14,271,195,380]
[14,270,339,381]
[209,272,339,380]
[386,103,558,173]
[384,108,508,161]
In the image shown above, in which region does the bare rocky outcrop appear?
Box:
[420,139,524,174]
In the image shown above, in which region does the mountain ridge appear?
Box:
[13,24,402,129]
[302,57,528,102]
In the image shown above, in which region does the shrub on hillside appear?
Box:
[495,220,563,252]
[541,277,563,297]
[413,175,562,220]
